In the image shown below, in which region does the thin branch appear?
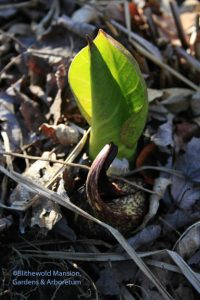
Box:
[125,165,185,179]
[0,29,27,50]
[169,0,189,49]
[0,0,37,10]
[0,151,90,171]
[110,175,160,196]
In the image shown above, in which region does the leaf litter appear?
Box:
[0,0,200,299]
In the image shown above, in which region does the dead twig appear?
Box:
[0,0,37,10]
[145,7,159,45]
[175,46,200,73]
[110,175,160,196]
[0,29,27,50]
[125,165,185,179]
[169,0,189,49]
[0,151,90,171]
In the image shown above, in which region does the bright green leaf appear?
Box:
[68,30,148,160]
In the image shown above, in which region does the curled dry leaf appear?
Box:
[127,224,162,250]
[190,92,200,117]
[104,1,125,23]
[9,152,62,231]
[0,92,23,151]
[173,222,200,259]
[149,102,169,122]
[151,118,174,148]
[147,88,164,103]
[175,137,200,183]
[31,197,61,230]
[162,88,193,114]
[18,91,46,132]
[107,157,130,176]
[136,177,171,231]
[0,215,13,232]
[71,4,98,24]
[171,175,200,210]
[40,123,80,146]
[53,217,76,241]
[174,121,200,152]
[57,15,96,37]
[96,261,137,296]
[163,209,200,233]
[96,267,120,296]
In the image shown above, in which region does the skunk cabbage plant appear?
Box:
[68,30,148,160]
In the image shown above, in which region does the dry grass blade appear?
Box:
[1,132,13,171]
[146,259,200,281]
[175,46,200,73]
[173,221,200,253]
[121,285,137,300]
[21,244,200,294]
[169,0,189,49]
[124,0,131,40]
[167,250,200,294]
[20,250,128,262]
[0,0,36,10]
[139,248,200,294]
[20,249,200,282]
[0,165,173,300]
[110,20,163,60]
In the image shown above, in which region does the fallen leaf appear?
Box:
[147,88,164,103]
[96,267,120,296]
[162,88,193,114]
[8,152,62,231]
[175,286,195,300]
[127,225,161,250]
[52,217,76,241]
[151,118,174,148]
[149,103,169,121]
[57,14,96,37]
[18,91,46,132]
[96,260,138,296]
[171,175,200,209]
[105,1,125,23]
[163,209,200,232]
[190,92,200,117]
[188,249,200,267]
[174,222,200,259]
[71,4,98,24]
[31,197,61,230]
[107,157,130,176]
[174,121,200,151]
[180,11,197,34]
[137,177,171,230]
[27,55,50,87]
[60,0,76,16]
[0,215,13,232]
[40,123,80,146]
[0,92,23,151]
[175,137,200,183]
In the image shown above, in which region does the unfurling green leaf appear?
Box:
[68,29,148,160]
